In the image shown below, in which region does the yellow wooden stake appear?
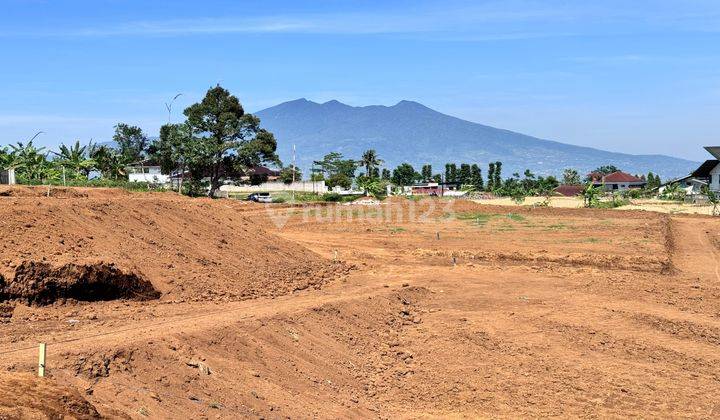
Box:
[38,343,46,377]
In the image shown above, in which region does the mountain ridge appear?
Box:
[256,98,698,180]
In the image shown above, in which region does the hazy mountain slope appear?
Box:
[257,99,697,180]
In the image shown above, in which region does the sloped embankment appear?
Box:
[0,190,349,303]
[0,372,101,419]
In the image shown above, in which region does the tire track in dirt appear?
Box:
[669,217,720,282]
[0,275,396,365]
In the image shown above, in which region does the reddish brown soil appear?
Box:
[0,190,348,302]
[2,189,720,418]
[0,372,101,419]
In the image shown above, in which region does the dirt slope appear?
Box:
[0,190,347,303]
[0,372,101,419]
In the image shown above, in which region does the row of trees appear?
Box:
[0,124,151,185]
[1,85,283,197]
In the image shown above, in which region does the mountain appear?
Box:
[256,99,698,180]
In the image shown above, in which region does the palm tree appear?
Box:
[359,149,383,178]
[0,147,15,170]
[53,140,96,179]
[662,182,685,201]
[10,140,51,181]
[582,183,602,208]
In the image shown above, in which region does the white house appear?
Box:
[686,146,720,192]
[127,165,170,185]
[0,168,15,185]
[587,171,646,191]
[659,175,707,196]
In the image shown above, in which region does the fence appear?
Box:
[219,181,328,194]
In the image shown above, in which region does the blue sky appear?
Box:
[1,0,719,161]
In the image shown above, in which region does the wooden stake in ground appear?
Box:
[38,343,46,377]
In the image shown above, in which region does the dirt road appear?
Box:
[2,190,720,418]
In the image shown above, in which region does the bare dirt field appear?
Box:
[2,186,720,418]
[476,195,718,215]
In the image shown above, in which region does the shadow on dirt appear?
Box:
[0,261,160,306]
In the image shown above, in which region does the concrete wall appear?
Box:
[128,173,170,184]
[220,181,328,194]
[600,181,645,191]
[0,168,15,185]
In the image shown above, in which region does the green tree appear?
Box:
[315,152,357,180]
[359,149,383,178]
[53,140,96,179]
[421,164,432,181]
[646,172,662,190]
[392,163,420,186]
[89,145,127,180]
[356,175,388,198]
[582,183,602,207]
[487,162,496,190]
[493,161,502,188]
[593,165,618,175]
[458,164,471,185]
[9,140,54,181]
[381,168,391,180]
[279,165,302,184]
[646,173,655,189]
[326,173,352,189]
[183,85,280,197]
[113,123,149,163]
[445,163,457,183]
[470,164,484,190]
[562,168,581,185]
[0,146,16,170]
[661,182,685,201]
[150,123,203,192]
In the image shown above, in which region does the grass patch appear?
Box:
[496,223,517,232]
[389,227,406,234]
[457,212,498,226]
[506,213,526,222]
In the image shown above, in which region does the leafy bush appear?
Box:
[17,177,158,192]
[593,194,630,208]
[182,179,208,197]
[622,189,643,199]
[322,192,342,202]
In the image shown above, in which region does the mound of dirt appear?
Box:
[0,185,92,198]
[0,192,348,302]
[0,261,160,306]
[0,372,100,419]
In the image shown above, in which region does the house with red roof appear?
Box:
[587,171,646,191]
[554,184,584,197]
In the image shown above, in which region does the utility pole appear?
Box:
[164,93,183,192]
[292,144,296,202]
